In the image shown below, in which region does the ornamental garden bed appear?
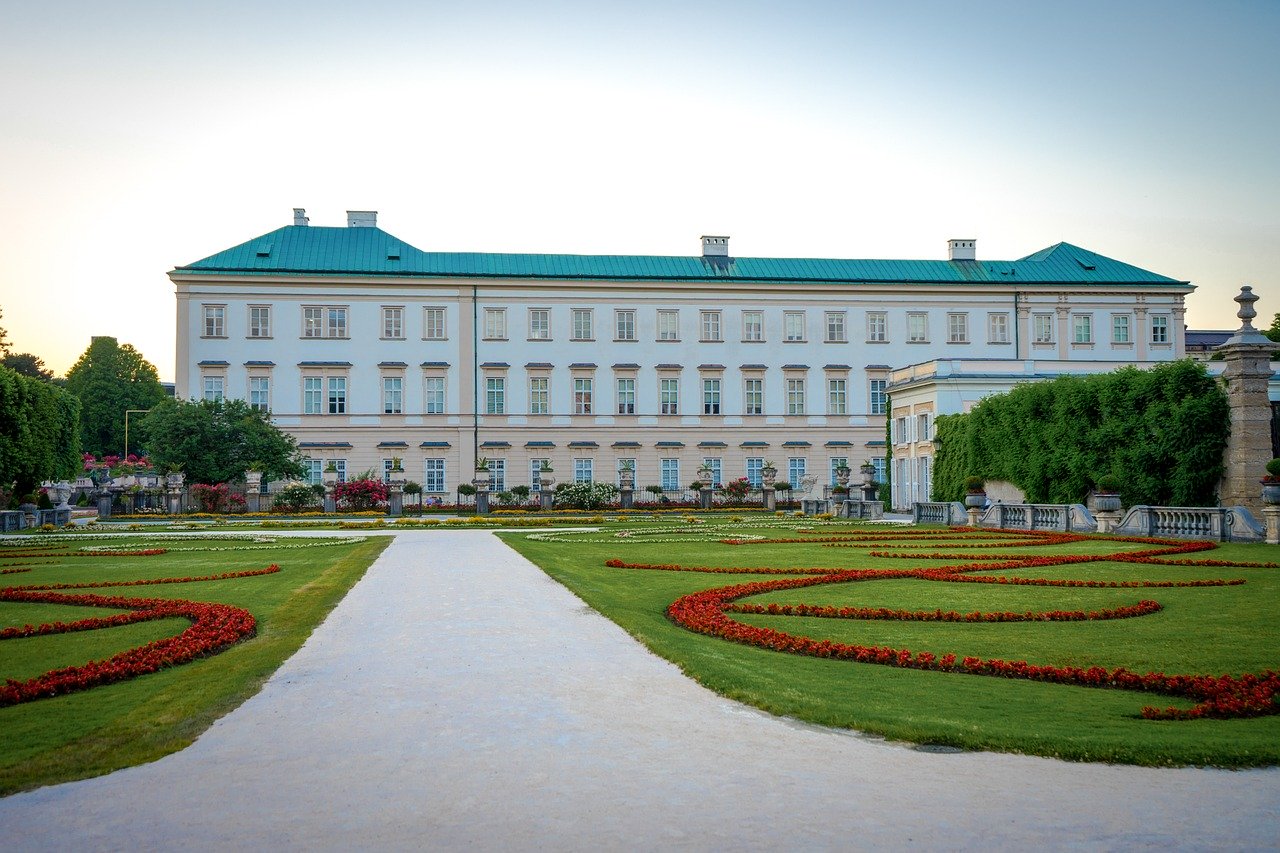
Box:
[0,532,388,795]
[503,519,1280,767]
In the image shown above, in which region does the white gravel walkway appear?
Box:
[1,530,1276,850]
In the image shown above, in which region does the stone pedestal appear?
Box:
[1095,510,1121,535]
[473,476,491,515]
[165,487,181,515]
[762,486,775,512]
[95,492,113,519]
[1264,506,1280,546]
[1216,287,1280,515]
[620,488,633,510]
[475,491,490,515]
[323,488,336,514]
[699,487,713,510]
[388,478,405,516]
[245,472,262,513]
[967,507,982,527]
[539,490,554,510]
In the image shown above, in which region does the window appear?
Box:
[702,379,722,415]
[302,306,347,338]
[573,378,593,414]
[872,457,886,485]
[784,312,805,342]
[424,307,446,340]
[744,378,763,415]
[825,312,847,343]
[249,377,269,412]
[424,377,445,414]
[661,459,680,491]
[485,377,505,415]
[383,377,403,414]
[743,311,763,342]
[829,457,848,486]
[1073,314,1093,344]
[657,310,679,341]
[615,309,636,341]
[1112,314,1131,343]
[382,459,396,483]
[304,459,323,486]
[572,308,593,341]
[947,313,968,343]
[529,309,551,340]
[574,458,593,484]
[867,312,887,342]
[327,377,347,414]
[530,459,548,492]
[1033,314,1054,344]
[745,457,764,488]
[484,308,507,340]
[490,460,506,492]
[828,379,847,415]
[700,311,722,342]
[702,458,722,487]
[918,412,931,441]
[786,378,806,415]
[616,378,635,414]
[529,377,549,415]
[869,379,887,416]
[202,375,224,402]
[304,377,323,414]
[248,306,271,338]
[615,459,636,488]
[896,416,908,444]
[382,306,404,339]
[660,378,679,415]
[332,460,348,483]
[1151,315,1169,344]
[788,458,806,486]
[424,459,446,493]
[988,313,1009,344]
[202,305,225,337]
[907,312,928,342]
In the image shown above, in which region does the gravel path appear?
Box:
[1,530,1276,850]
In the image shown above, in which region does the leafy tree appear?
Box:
[0,365,82,495]
[64,337,166,456]
[139,397,304,484]
[0,307,10,354]
[1265,312,1280,344]
[2,352,53,381]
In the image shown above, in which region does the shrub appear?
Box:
[1266,459,1280,480]
[963,476,985,493]
[273,483,321,513]
[189,483,233,513]
[555,480,619,510]
[1095,473,1124,494]
[334,475,389,512]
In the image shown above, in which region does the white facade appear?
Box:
[172,212,1193,496]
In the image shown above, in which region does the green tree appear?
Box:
[64,337,166,456]
[1265,313,1280,343]
[2,352,53,381]
[0,307,11,354]
[0,365,82,495]
[139,398,305,484]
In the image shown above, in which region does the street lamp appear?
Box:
[124,409,152,459]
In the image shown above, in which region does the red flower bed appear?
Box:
[602,527,1280,721]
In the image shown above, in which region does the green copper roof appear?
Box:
[175,226,1187,286]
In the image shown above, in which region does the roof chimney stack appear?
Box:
[701,235,729,258]
[948,238,976,261]
[293,208,309,226]
[347,210,378,228]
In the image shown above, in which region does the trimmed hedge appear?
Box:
[0,365,82,495]
[932,361,1228,507]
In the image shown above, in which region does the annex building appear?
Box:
[172,209,1191,505]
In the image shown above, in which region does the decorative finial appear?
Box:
[1235,285,1258,331]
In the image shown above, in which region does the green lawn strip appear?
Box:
[0,535,389,796]
[502,527,1280,767]
[0,619,191,682]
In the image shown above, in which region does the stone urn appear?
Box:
[619,466,635,491]
[1094,493,1122,513]
[964,492,987,509]
[1262,480,1280,506]
[166,471,186,489]
[835,465,851,488]
[761,465,777,488]
[49,481,73,509]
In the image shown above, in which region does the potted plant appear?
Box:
[963,475,986,508]
[834,463,852,487]
[832,484,849,497]
[618,460,635,490]
[475,457,490,472]
[761,462,778,487]
[1262,459,1280,505]
[1093,473,1123,512]
[322,461,339,488]
[165,466,185,488]
[538,462,555,489]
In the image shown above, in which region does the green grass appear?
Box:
[502,520,1280,767]
[0,533,388,795]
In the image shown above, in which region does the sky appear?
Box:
[1,0,1277,381]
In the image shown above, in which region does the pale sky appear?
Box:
[2,0,1277,381]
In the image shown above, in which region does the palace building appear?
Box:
[172,209,1191,505]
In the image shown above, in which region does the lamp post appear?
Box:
[124,409,152,458]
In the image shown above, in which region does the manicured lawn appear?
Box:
[503,518,1280,767]
[0,532,388,795]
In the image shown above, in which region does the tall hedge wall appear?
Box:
[0,365,82,496]
[932,361,1228,507]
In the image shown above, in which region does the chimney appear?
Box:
[948,238,976,261]
[292,208,309,226]
[701,235,729,258]
[347,210,378,228]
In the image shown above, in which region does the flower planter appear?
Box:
[964,493,987,509]
[1094,494,1122,513]
[1262,482,1280,505]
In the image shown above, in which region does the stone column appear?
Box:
[1216,286,1279,515]
[619,469,634,510]
[245,471,262,513]
[322,470,338,514]
[388,476,405,516]
[1263,506,1280,546]
[473,474,491,515]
